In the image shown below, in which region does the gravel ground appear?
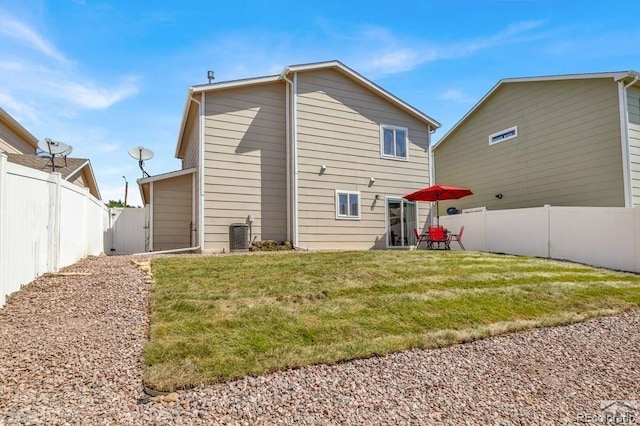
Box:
[0,254,638,425]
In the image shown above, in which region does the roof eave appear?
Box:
[174,88,196,159]
[0,108,39,149]
[136,167,196,185]
[434,70,640,150]
[284,60,441,129]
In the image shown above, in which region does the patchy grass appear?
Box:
[143,251,640,391]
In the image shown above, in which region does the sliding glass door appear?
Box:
[386,198,417,248]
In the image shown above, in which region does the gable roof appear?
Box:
[137,167,196,205]
[0,107,38,150]
[6,153,101,199]
[434,70,640,150]
[175,60,440,158]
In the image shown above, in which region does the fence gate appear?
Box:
[108,207,147,255]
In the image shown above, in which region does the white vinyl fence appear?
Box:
[439,205,640,273]
[0,154,109,307]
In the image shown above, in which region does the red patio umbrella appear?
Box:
[403,184,473,225]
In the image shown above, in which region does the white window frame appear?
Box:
[488,125,518,145]
[380,124,409,161]
[335,190,361,220]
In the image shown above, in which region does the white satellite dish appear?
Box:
[38,138,69,155]
[128,145,154,178]
[60,145,73,157]
[128,146,154,161]
[38,138,71,171]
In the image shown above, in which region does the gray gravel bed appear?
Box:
[0,254,638,425]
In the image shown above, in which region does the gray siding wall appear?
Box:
[181,110,200,245]
[153,173,193,251]
[182,109,200,169]
[0,121,34,154]
[295,69,431,250]
[435,78,624,211]
[627,86,640,205]
[202,83,287,252]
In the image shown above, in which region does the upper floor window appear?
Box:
[381,124,409,160]
[335,190,360,220]
[489,126,518,145]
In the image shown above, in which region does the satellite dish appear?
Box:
[128,145,154,178]
[60,145,73,157]
[38,138,71,172]
[38,138,69,155]
[128,146,154,161]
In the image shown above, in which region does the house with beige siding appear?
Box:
[0,107,101,198]
[139,61,440,253]
[433,71,640,212]
[0,107,38,155]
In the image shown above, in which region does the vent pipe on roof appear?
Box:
[207,70,215,84]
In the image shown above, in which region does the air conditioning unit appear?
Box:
[229,223,249,251]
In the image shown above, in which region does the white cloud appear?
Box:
[0,12,67,63]
[0,11,139,120]
[354,20,546,76]
[46,77,139,109]
[0,61,24,70]
[0,91,39,124]
[439,89,475,104]
[101,143,120,154]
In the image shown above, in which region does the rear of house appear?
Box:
[294,67,434,250]
[157,61,440,253]
[434,71,640,212]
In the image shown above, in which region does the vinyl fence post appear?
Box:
[634,207,640,273]
[545,204,551,258]
[83,187,90,257]
[483,207,488,252]
[48,172,62,273]
[0,154,7,306]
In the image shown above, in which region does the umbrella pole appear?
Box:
[436,201,439,226]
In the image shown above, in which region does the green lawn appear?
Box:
[143,250,640,391]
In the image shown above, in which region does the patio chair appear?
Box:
[448,226,465,250]
[427,225,449,250]
[413,228,429,250]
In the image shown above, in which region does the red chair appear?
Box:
[427,225,449,250]
[413,228,429,250]
[448,226,465,250]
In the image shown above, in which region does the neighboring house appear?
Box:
[5,154,101,199]
[0,107,101,199]
[433,71,640,212]
[0,107,38,154]
[139,60,440,253]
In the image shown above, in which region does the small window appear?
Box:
[489,126,518,145]
[335,190,360,220]
[381,125,408,160]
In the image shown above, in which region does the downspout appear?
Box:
[281,68,292,242]
[619,76,639,207]
[292,72,299,248]
[188,91,206,252]
[133,245,200,256]
[280,68,299,247]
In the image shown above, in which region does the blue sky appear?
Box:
[1,1,639,206]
